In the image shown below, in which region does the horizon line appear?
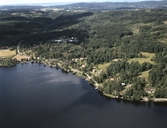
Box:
[0,0,164,6]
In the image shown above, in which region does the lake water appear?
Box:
[0,63,167,128]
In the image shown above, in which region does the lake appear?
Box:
[0,63,167,128]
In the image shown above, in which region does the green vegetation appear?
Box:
[0,58,18,66]
[0,50,17,66]
[98,62,111,71]
[1,8,167,101]
[129,52,155,64]
[141,70,149,81]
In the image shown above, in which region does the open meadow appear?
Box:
[0,50,16,58]
[12,54,29,61]
[129,52,155,64]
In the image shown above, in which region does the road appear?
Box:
[17,40,23,54]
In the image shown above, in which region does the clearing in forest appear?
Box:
[12,54,29,61]
[129,52,155,64]
[98,62,111,71]
[141,70,150,82]
[0,50,16,57]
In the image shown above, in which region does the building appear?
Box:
[145,88,155,94]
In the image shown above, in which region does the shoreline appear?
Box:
[2,59,167,103]
[103,93,167,102]
[52,62,167,103]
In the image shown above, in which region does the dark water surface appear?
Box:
[0,63,167,128]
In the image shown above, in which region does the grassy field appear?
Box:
[98,62,111,71]
[131,23,152,35]
[141,52,155,57]
[0,50,16,57]
[141,70,150,82]
[129,52,155,64]
[12,54,29,61]
[129,52,154,82]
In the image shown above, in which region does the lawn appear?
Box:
[129,52,155,64]
[0,50,16,57]
[141,52,155,58]
[98,62,111,71]
[141,70,150,82]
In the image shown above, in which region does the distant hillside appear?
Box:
[0,1,167,10]
[0,6,42,10]
[55,1,167,10]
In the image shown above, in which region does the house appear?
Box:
[75,58,79,62]
[92,69,96,73]
[113,59,120,62]
[110,78,114,81]
[145,88,155,94]
[127,84,132,88]
[121,83,126,86]
[82,64,86,68]
[68,37,78,43]
[55,40,62,43]
[69,40,74,43]
[1,56,5,59]
[27,57,31,61]
[80,58,85,60]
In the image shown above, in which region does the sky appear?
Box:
[0,0,163,5]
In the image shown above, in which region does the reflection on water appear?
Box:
[0,63,167,128]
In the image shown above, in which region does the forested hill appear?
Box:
[1,7,167,100]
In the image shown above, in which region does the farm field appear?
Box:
[0,50,16,58]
